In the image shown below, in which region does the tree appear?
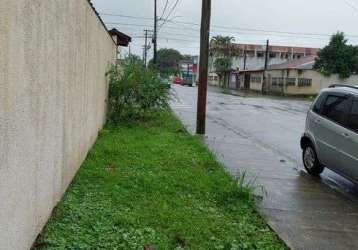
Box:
[314,32,358,79]
[210,36,240,87]
[149,48,183,76]
[125,54,143,64]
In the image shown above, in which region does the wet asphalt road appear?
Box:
[171,85,358,250]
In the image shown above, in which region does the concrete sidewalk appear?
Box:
[171,85,358,250]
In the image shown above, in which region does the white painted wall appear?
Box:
[283,70,358,95]
[0,1,116,249]
[250,73,264,91]
[246,69,358,95]
[208,73,220,86]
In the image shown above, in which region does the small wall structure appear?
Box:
[238,55,358,95]
[0,0,116,249]
[208,73,220,86]
[265,69,358,95]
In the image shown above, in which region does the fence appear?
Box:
[0,1,116,249]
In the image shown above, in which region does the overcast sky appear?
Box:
[92,0,358,58]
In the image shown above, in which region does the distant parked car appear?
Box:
[181,73,194,87]
[159,77,171,88]
[173,76,183,85]
[301,84,358,182]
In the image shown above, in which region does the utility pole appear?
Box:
[243,48,247,70]
[153,0,158,65]
[264,39,269,70]
[262,39,269,94]
[196,0,212,135]
[142,47,145,62]
[144,29,149,67]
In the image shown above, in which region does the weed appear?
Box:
[33,111,286,250]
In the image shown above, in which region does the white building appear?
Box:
[208,43,320,88]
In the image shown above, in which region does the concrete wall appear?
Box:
[244,69,358,95]
[0,1,116,249]
[277,69,358,95]
[208,73,220,86]
[284,70,319,95]
[249,73,264,91]
[316,72,358,90]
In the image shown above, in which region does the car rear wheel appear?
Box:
[303,144,324,176]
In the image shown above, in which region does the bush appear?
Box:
[106,56,170,124]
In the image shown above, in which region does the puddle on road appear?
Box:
[295,165,358,203]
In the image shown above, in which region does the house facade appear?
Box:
[237,56,358,95]
[209,43,319,74]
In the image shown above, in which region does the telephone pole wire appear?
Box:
[196,0,212,135]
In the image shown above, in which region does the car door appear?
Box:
[315,93,352,172]
[307,92,327,159]
[338,97,358,181]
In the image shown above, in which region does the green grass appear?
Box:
[33,111,286,250]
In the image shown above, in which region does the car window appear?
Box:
[347,100,358,133]
[321,95,350,125]
[312,93,326,114]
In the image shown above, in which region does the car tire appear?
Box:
[302,144,324,176]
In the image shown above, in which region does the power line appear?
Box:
[105,22,152,28]
[132,35,199,43]
[159,0,169,20]
[167,19,358,38]
[128,29,330,42]
[159,0,180,29]
[163,0,180,21]
[343,0,358,13]
[158,30,327,41]
[106,22,347,43]
[102,12,358,38]
[99,12,153,21]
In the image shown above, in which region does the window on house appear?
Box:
[256,51,264,58]
[247,50,255,57]
[286,78,296,86]
[293,53,304,59]
[269,52,277,58]
[298,78,312,87]
[251,76,262,83]
[280,53,287,59]
[271,77,278,86]
[278,77,284,86]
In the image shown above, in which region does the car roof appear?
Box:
[322,85,358,96]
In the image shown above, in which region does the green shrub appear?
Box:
[106,56,170,124]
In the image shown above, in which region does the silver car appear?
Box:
[301,84,358,181]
